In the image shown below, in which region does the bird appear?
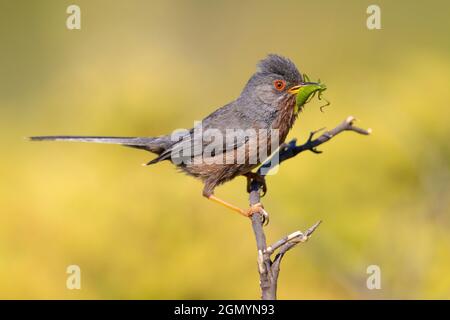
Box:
[30,54,321,223]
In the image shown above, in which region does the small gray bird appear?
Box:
[31,54,320,220]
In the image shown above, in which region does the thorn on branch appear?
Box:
[308,127,327,143]
[305,220,322,237]
[310,147,323,154]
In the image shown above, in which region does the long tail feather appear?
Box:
[29,135,170,154]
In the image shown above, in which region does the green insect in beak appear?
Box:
[288,75,330,113]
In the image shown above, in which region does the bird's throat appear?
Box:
[273,94,298,144]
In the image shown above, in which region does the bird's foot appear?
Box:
[246,202,269,226]
[244,172,268,197]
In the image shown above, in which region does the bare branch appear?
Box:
[248,116,370,300]
[257,116,371,176]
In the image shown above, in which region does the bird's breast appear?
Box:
[272,94,298,144]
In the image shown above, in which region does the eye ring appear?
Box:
[273,79,286,91]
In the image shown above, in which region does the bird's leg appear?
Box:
[205,194,269,225]
[243,172,267,196]
[207,194,247,217]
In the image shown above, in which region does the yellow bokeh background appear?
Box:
[1,0,449,299]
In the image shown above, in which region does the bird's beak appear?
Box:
[287,84,302,95]
[288,82,326,95]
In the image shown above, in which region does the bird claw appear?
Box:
[260,181,267,197]
[245,172,268,197]
[260,208,269,226]
[246,203,269,226]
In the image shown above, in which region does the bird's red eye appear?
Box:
[273,79,286,91]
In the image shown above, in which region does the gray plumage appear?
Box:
[30,54,303,197]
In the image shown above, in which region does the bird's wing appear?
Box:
[148,126,248,164]
[148,103,254,164]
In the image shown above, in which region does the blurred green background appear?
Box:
[1,0,449,299]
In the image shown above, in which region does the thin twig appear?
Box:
[266,220,322,255]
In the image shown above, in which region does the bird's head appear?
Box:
[240,54,327,113]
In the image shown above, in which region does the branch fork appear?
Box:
[247,116,370,300]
